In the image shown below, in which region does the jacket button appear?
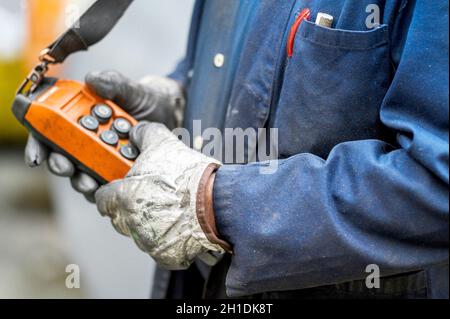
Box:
[194,135,203,150]
[213,53,225,68]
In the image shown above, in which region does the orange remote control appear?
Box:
[12,0,137,184]
[13,78,139,184]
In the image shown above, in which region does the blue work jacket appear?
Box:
[169,0,449,298]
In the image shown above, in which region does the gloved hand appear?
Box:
[24,71,185,202]
[95,122,230,269]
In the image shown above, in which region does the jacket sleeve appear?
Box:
[213,1,449,297]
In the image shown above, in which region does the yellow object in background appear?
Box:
[0,0,66,143]
[0,58,26,142]
[24,0,67,72]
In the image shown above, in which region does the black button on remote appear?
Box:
[100,130,119,146]
[92,104,113,123]
[80,115,99,131]
[120,144,139,160]
[112,118,132,138]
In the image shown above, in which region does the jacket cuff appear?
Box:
[196,163,233,253]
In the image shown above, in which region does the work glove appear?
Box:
[24,71,185,202]
[95,122,230,269]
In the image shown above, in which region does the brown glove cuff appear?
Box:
[196,163,233,253]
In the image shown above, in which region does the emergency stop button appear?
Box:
[92,104,113,123]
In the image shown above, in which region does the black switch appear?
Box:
[112,118,132,138]
[100,130,119,146]
[80,115,99,131]
[92,104,113,123]
[120,144,139,160]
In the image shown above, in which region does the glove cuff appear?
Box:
[196,163,233,253]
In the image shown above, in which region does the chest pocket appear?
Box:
[273,20,392,159]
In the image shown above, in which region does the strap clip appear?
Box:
[38,48,57,64]
[17,61,50,96]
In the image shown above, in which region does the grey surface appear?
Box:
[0,151,84,298]
[49,0,194,299]
[0,0,22,11]
[66,0,194,80]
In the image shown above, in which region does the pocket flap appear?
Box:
[298,20,389,50]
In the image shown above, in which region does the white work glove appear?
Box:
[95,122,225,269]
[24,71,185,202]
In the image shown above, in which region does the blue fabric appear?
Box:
[172,0,449,297]
[171,0,258,134]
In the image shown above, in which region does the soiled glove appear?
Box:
[85,71,185,129]
[24,71,185,201]
[95,122,225,269]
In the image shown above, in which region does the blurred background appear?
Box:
[0,0,194,298]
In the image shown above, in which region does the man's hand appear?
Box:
[24,71,185,201]
[95,122,226,269]
[85,71,185,130]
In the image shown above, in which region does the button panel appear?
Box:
[79,104,138,161]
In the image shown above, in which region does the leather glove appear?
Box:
[95,122,230,269]
[24,71,185,202]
